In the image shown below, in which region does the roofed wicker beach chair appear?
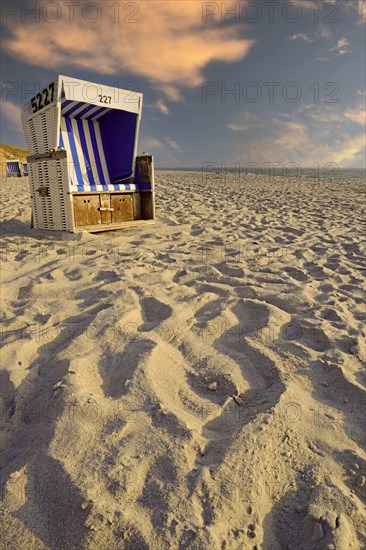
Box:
[21,75,155,233]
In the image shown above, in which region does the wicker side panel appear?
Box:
[29,161,53,230]
[58,158,74,231]
[29,158,72,231]
[22,105,59,155]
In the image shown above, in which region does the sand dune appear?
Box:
[1,171,365,549]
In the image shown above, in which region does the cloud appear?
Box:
[143,136,181,151]
[142,136,181,153]
[306,111,343,124]
[303,102,365,127]
[316,25,333,42]
[3,1,254,99]
[332,135,365,164]
[147,99,170,116]
[330,37,351,55]
[228,108,365,167]
[289,25,332,44]
[166,138,181,152]
[332,0,366,24]
[141,135,182,166]
[357,0,366,23]
[141,138,164,151]
[288,25,353,58]
[289,33,312,43]
[344,108,366,126]
[0,101,23,133]
[227,112,263,132]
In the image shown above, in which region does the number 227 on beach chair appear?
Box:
[21,75,155,233]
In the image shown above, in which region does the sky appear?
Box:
[0,0,365,168]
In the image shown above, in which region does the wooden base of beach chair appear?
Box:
[74,219,155,233]
[72,190,155,233]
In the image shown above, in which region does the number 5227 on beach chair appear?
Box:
[21,75,155,233]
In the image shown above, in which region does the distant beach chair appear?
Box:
[6,160,21,177]
[23,162,28,176]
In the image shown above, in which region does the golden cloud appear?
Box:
[228,114,365,167]
[357,0,366,23]
[344,108,366,126]
[3,1,254,98]
[333,135,365,164]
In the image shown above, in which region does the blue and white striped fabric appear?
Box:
[6,161,21,175]
[61,98,112,122]
[59,95,136,192]
[23,163,28,175]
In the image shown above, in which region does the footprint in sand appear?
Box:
[190,224,205,236]
[139,297,173,332]
[98,338,157,399]
[283,266,309,282]
[194,299,226,325]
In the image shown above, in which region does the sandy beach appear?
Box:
[1,170,365,549]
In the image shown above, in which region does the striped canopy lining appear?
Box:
[6,162,21,174]
[60,98,138,192]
